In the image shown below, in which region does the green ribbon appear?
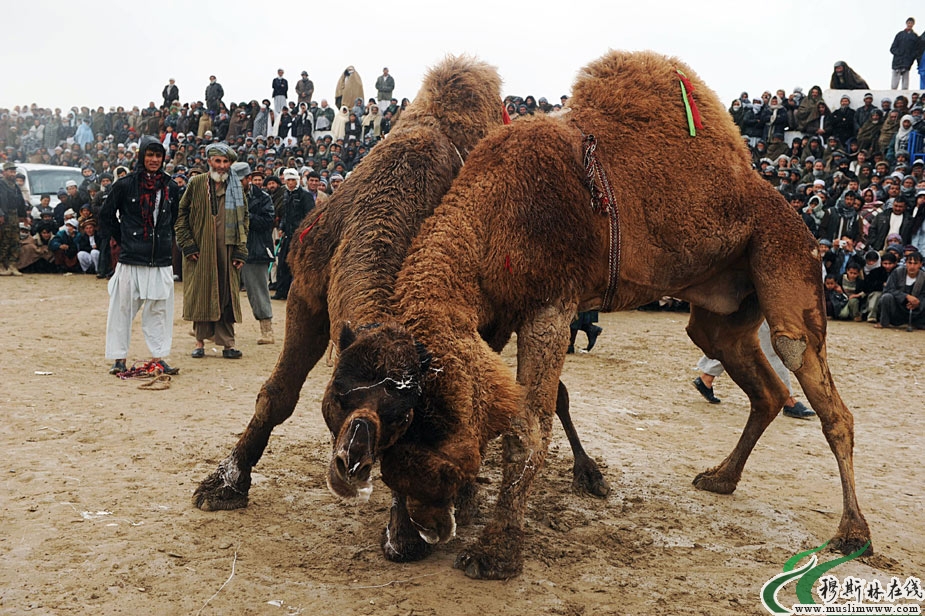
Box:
[678,79,696,137]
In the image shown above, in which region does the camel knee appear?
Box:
[772,334,806,372]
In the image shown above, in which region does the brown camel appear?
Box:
[323,50,871,580]
[192,56,609,531]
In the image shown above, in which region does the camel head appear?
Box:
[323,322,430,502]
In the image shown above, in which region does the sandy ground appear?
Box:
[1,275,923,616]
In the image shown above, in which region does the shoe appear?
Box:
[222,348,243,359]
[109,359,127,375]
[585,325,603,351]
[0,266,10,276]
[8,265,22,276]
[191,347,205,358]
[693,377,721,404]
[257,319,275,345]
[567,345,575,354]
[783,401,816,420]
[153,360,180,375]
[271,293,287,300]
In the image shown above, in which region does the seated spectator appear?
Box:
[823,274,849,318]
[876,250,925,329]
[838,263,865,321]
[50,218,80,272]
[862,251,898,323]
[77,218,101,274]
[17,222,57,274]
[830,61,870,90]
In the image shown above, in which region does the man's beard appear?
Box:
[209,170,228,183]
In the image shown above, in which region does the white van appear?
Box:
[15,163,85,208]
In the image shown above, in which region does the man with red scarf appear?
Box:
[103,136,181,375]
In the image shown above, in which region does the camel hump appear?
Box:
[570,50,740,150]
[400,55,504,153]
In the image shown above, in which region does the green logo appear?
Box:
[761,541,872,615]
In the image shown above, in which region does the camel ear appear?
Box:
[415,341,432,372]
[339,324,356,350]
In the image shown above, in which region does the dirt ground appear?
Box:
[1,274,923,616]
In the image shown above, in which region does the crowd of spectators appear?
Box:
[2,61,924,329]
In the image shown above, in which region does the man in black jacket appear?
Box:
[272,168,314,300]
[162,78,179,109]
[891,17,920,90]
[272,69,289,117]
[102,136,181,375]
[233,163,277,344]
[877,250,925,329]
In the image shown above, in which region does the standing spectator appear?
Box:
[162,78,179,109]
[175,143,249,360]
[295,71,314,107]
[375,67,395,109]
[253,99,273,140]
[272,69,288,117]
[334,66,363,110]
[205,75,224,114]
[272,168,314,300]
[890,17,920,90]
[919,31,925,89]
[103,137,180,375]
[0,161,28,276]
[232,163,276,345]
[876,250,925,328]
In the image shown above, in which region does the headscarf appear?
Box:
[893,114,916,154]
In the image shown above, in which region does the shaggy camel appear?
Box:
[324,50,871,580]
[192,56,609,527]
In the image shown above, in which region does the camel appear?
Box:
[192,56,609,530]
[323,50,872,580]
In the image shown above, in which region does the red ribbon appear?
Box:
[504,254,513,273]
[502,103,511,125]
[675,70,704,130]
[298,210,324,243]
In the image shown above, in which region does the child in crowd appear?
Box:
[839,263,865,320]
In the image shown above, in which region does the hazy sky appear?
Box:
[2,1,922,113]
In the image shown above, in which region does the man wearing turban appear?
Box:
[175,142,249,359]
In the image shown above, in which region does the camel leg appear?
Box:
[556,381,611,497]
[483,323,609,497]
[193,285,330,510]
[688,298,789,495]
[455,302,573,580]
[749,236,871,555]
[789,344,871,554]
[380,490,435,563]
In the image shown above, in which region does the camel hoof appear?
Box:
[692,469,737,495]
[454,546,523,580]
[830,535,874,557]
[193,465,251,511]
[572,461,611,498]
[381,525,434,563]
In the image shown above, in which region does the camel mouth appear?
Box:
[326,466,374,503]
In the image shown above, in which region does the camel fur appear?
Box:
[329,50,871,580]
[192,56,610,530]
